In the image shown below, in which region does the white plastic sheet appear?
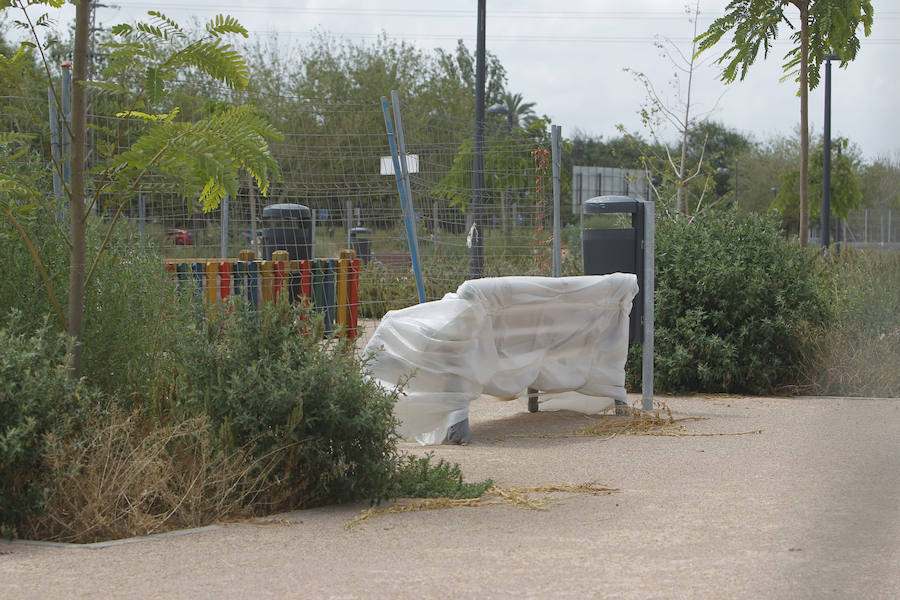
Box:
[363,273,639,444]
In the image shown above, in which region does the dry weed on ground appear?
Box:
[344,482,619,530]
[491,403,763,442]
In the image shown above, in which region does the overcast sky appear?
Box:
[33,0,900,161]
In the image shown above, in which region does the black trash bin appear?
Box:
[349,227,372,264]
[261,203,312,261]
[582,195,646,344]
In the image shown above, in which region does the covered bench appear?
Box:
[363,273,639,445]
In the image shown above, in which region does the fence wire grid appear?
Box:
[2,88,562,321]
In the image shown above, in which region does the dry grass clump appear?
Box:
[569,404,701,439]
[23,409,286,544]
[570,404,761,438]
[802,325,900,398]
[345,482,618,530]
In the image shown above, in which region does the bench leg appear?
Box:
[527,387,539,413]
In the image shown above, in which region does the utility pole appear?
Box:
[469,0,486,280]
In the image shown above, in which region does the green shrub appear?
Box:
[80,229,192,400]
[0,218,191,400]
[0,314,106,537]
[627,210,829,394]
[175,301,401,508]
[0,218,69,337]
[393,453,493,499]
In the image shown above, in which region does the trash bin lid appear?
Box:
[350,227,372,235]
[582,195,640,215]
[262,203,311,219]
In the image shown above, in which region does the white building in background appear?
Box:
[572,166,650,214]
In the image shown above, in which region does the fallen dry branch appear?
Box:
[344,482,619,531]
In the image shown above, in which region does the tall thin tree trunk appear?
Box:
[798,2,810,246]
[67,1,91,378]
[677,0,702,216]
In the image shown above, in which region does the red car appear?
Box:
[165,228,195,246]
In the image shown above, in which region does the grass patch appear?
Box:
[802,248,900,397]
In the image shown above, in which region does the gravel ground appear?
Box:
[2,393,898,599]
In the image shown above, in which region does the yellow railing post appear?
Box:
[260,260,274,304]
[205,261,218,305]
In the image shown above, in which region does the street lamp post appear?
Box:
[822,53,838,251]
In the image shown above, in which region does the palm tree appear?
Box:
[500,92,536,130]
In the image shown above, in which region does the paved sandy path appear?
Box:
[2,394,898,599]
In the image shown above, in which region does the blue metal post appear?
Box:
[60,63,71,191]
[381,96,426,304]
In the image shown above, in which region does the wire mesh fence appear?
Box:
[808,208,898,250]
[3,88,559,321]
[12,80,894,324]
[840,208,898,249]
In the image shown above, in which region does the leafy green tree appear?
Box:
[696,0,874,245]
[431,39,507,113]
[858,157,900,210]
[567,131,648,170]
[730,131,799,216]
[772,137,862,231]
[432,118,549,215]
[237,34,510,211]
[0,4,280,377]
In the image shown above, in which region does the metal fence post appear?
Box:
[551,125,562,278]
[642,201,655,412]
[48,86,64,222]
[220,193,229,259]
[60,62,71,190]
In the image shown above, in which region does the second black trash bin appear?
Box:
[349,227,372,264]
[261,203,313,261]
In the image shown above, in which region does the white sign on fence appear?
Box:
[380,154,419,176]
